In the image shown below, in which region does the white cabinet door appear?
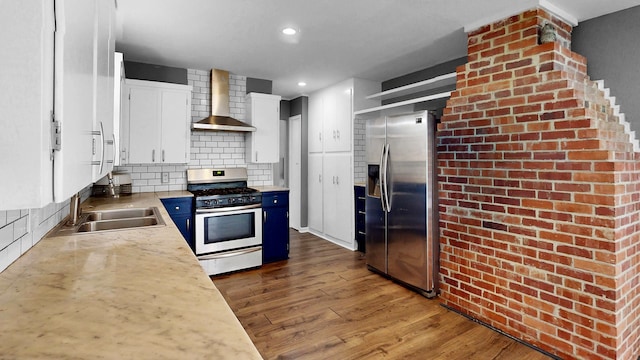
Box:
[123,80,191,164]
[161,90,190,163]
[323,153,352,243]
[323,83,352,153]
[53,0,99,202]
[92,0,115,181]
[0,0,54,210]
[308,94,323,153]
[127,86,160,164]
[308,153,323,232]
[245,93,281,163]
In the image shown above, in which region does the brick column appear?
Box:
[438,8,640,360]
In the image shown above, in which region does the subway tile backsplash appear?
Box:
[114,68,272,190]
[0,186,91,273]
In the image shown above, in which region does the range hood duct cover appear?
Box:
[191,69,256,132]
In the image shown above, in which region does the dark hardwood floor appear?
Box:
[212,230,551,360]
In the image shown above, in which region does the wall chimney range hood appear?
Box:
[191,69,256,132]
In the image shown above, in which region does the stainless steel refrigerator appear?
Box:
[365,110,438,297]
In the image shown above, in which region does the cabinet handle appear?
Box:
[333,130,336,139]
[186,218,190,232]
[264,210,267,223]
[319,133,322,141]
[152,149,155,162]
[337,130,340,139]
[336,176,339,185]
[319,174,322,183]
[175,206,180,210]
[255,151,258,162]
[162,150,165,162]
[332,176,335,184]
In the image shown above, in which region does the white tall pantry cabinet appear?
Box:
[0,0,115,211]
[307,78,380,250]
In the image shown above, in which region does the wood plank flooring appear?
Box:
[212,230,551,360]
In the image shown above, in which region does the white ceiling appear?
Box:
[115,0,640,99]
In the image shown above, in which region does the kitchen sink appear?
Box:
[85,208,156,221]
[77,217,161,233]
[51,207,165,236]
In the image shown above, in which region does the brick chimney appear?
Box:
[438,8,640,360]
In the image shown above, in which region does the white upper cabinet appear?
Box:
[323,84,352,153]
[121,80,191,164]
[53,0,115,201]
[92,0,116,181]
[245,92,281,163]
[0,0,115,210]
[0,0,55,210]
[113,52,125,166]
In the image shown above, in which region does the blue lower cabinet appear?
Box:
[160,197,194,250]
[262,191,289,264]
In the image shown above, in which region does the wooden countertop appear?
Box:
[0,192,262,360]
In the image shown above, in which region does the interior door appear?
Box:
[288,115,302,230]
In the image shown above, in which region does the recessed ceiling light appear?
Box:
[298,82,306,87]
[282,27,297,35]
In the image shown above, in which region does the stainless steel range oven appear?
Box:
[187,168,262,275]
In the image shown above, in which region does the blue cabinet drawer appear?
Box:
[262,191,289,208]
[161,197,193,215]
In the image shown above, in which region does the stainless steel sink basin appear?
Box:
[85,208,156,221]
[77,217,160,232]
[51,207,165,236]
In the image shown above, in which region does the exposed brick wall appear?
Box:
[438,8,640,360]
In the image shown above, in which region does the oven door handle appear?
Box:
[197,246,261,260]
[196,203,261,213]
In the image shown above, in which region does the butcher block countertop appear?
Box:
[0,192,262,360]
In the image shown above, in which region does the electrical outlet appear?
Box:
[161,172,169,183]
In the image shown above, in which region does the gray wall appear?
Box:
[246,77,273,94]
[124,61,188,84]
[572,6,640,139]
[290,96,309,228]
[382,56,467,118]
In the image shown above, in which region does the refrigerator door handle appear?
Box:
[379,145,387,212]
[382,143,391,212]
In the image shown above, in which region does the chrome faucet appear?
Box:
[107,171,118,198]
[68,192,81,226]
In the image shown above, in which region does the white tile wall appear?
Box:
[0,186,91,273]
[353,117,367,184]
[115,69,272,189]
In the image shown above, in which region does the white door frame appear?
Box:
[288,115,302,230]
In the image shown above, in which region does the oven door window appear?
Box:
[204,212,256,244]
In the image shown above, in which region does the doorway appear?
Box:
[288,115,302,230]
